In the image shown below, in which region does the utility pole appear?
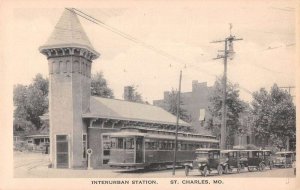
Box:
[211,24,242,149]
[279,86,295,97]
[172,70,182,176]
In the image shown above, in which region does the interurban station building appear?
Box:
[39,9,217,169]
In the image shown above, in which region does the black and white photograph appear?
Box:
[0,0,298,189]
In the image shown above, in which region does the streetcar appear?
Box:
[104,126,219,170]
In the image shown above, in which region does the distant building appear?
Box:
[153,80,213,133]
[123,86,134,101]
[14,123,50,153]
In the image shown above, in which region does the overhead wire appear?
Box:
[70,8,294,77]
[70,8,217,77]
[67,8,294,96]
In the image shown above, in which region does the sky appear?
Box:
[6,0,296,103]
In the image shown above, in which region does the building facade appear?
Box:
[153,80,213,133]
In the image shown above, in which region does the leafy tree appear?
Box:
[13,74,49,131]
[251,84,295,149]
[91,72,114,98]
[123,85,143,103]
[165,89,191,123]
[205,78,246,146]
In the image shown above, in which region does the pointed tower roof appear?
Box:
[39,9,99,58]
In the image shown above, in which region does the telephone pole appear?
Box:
[278,86,295,97]
[172,70,182,176]
[211,24,243,149]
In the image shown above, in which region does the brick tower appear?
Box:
[39,9,99,168]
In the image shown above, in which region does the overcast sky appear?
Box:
[7,0,296,103]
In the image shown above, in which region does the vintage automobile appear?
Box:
[247,150,274,172]
[184,148,227,177]
[273,151,295,168]
[221,150,248,173]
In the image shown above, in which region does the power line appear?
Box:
[71,7,295,77]
[67,9,253,92]
[67,8,291,96]
[70,8,217,77]
[270,6,295,12]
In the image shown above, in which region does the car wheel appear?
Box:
[241,164,245,170]
[203,166,208,177]
[259,163,265,171]
[185,166,189,176]
[217,165,223,175]
[248,167,254,172]
[237,164,241,173]
[224,165,229,174]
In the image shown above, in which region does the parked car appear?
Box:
[247,150,274,172]
[221,150,248,173]
[273,151,295,168]
[184,148,227,177]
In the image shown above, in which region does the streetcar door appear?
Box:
[135,137,144,163]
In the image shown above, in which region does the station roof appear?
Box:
[39,8,99,57]
[82,96,191,127]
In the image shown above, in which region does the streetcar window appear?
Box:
[145,140,158,150]
[103,150,110,156]
[188,144,194,150]
[117,138,124,149]
[111,139,116,149]
[178,143,181,150]
[124,138,134,149]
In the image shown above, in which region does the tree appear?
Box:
[251,84,295,150]
[13,74,49,131]
[165,89,191,123]
[91,72,114,98]
[205,78,246,146]
[123,85,144,103]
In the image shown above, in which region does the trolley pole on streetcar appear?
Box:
[211,24,242,149]
[172,70,182,176]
